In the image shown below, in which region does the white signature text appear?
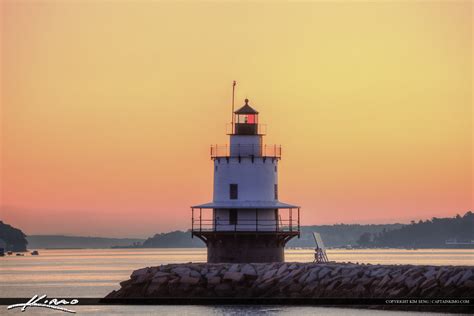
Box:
[7,294,78,313]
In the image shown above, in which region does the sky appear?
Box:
[0,1,472,238]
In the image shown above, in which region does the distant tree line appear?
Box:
[286,223,403,248]
[141,224,403,248]
[357,212,474,248]
[6,212,471,250]
[142,230,205,248]
[27,235,145,249]
[0,221,28,251]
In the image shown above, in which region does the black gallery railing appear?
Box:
[210,144,281,159]
[191,208,300,234]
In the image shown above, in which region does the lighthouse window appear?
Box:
[229,184,238,200]
[229,209,238,225]
[274,184,278,200]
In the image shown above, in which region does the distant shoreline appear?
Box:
[21,246,474,250]
[24,213,474,250]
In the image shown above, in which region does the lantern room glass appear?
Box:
[235,113,258,124]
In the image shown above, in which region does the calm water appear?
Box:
[1,248,473,315]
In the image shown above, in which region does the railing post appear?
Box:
[289,208,292,232]
[298,207,300,235]
[276,209,279,232]
[256,209,258,232]
[214,213,217,232]
[191,208,194,237]
[274,209,276,232]
[199,208,202,232]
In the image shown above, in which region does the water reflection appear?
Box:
[1,248,472,299]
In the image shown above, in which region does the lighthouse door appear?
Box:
[229,209,237,225]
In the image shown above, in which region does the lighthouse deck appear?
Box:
[191,230,300,245]
[191,219,300,233]
[211,144,281,159]
[191,207,300,239]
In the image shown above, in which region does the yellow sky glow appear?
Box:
[1,1,472,237]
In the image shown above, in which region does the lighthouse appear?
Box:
[191,98,300,263]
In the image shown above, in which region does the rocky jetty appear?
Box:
[106,262,474,299]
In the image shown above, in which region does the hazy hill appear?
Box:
[0,221,28,251]
[27,235,145,249]
[359,212,474,248]
[286,223,403,248]
[141,224,403,248]
[142,231,204,248]
[21,212,473,249]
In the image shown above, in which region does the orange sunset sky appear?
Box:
[1,1,472,238]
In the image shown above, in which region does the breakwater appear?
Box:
[106,262,474,300]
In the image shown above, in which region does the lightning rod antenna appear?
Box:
[232,80,236,134]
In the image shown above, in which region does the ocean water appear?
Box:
[1,248,473,315]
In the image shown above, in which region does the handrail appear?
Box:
[191,218,299,233]
[194,219,291,222]
[211,144,281,159]
[191,208,300,234]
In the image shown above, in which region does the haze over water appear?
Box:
[2,249,472,315]
[2,248,473,298]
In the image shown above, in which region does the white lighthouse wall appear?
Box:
[214,209,277,231]
[213,158,277,202]
[229,135,262,156]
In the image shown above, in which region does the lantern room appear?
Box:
[233,99,260,135]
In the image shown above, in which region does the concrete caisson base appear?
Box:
[206,234,285,263]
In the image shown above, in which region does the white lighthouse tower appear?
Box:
[192,98,300,263]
